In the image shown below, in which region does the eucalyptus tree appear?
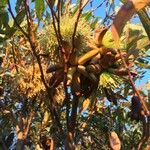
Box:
[0,0,150,149]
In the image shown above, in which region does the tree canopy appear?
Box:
[0,0,150,150]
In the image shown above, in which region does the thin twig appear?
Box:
[69,93,80,132]
[46,0,68,134]
[91,0,105,13]
[118,49,149,115]
[23,111,34,139]
[57,0,63,43]
[7,0,29,39]
[46,0,61,46]
[22,0,64,134]
[24,0,49,91]
[71,0,89,54]
[47,0,72,131]
[79,98,98,130]
[11,38,19,73]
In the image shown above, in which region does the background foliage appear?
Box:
[0,0,150,150]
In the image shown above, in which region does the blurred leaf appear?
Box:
[136,36,150,50]
[138,8,150,40]
[109,131,121,150]
[0,11,9,27]
[135,61,150,69]
[0,0,7,7]
[81,11,92,21]
[90,17,99,29]
[111,0,149,48]
[35,0,45,20]
[102,30,115,48]
[15,0,24,13]
[15,9,26,25]
[147,81,150,90]
[82,98,90,111]
[99,71,122,90]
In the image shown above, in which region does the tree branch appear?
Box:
[23,0,64,134]
[118,49,149,115]
[7,0,29,39]
[11,38,19,73]
[71,0,89,54]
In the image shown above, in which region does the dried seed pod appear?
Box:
[130,96,144,121]
[86,64,102,74]
[77,49,100,65]
[99,47,117,55]
[90,53,101,64]
[99,52,116,69]
[77,65,97,82]
[46,63,63,73]
[94,26,108,46]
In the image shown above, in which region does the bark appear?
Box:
[0,139,7,150]
[64,132,75,150]
[16,139,25,150]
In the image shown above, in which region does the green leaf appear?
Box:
[81,11,92,21]
[15,0,24,13]
[35,0,45,20]
[138,8,150,40]
[0,0,7,7]
[135,60,150,69]
[15,9,26,25]
[90,17,99,29]
[0,11,9,27]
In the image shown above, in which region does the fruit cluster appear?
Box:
[46,26,137,99]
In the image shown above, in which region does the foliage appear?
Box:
[39,13,92,61]
[0,0,150,150]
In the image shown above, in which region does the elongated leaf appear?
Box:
[35,0,45,20]
[0,11,9,27]
[111,0,150,48]
[109,131,121,150]
[138,8,150,40]
[82,98,90,111]
[15,0,24,13]
[81,11,92,21]
[136,62,150,69]
[15,9,26,25]
[90,17,99,29]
